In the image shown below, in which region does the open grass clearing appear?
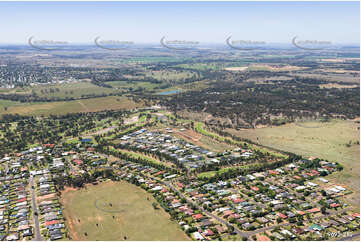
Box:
[61,181,189,241]
[10,81,116,98]
[0,96,142,116]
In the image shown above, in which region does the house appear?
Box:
[6,233,19,241]
[232,198,243,204]
[272,232,285,240]
[280,229,296,238]
[202,229,214,236]
[74,159,83,165]
[45,220,59,226]
[307,207,320,213]
[242,222,253,230]
[256,234,271,241]
[309,224,323,231]
[223,210,234,217]
[251,186,260,192]
[318,178,328,183]
[192,214,204,220]
[23,228,33,237]
[214,225,226,233]
[200,219,213,227]
[192,232,204,240]
[320,222,330,229]
[295,186,306,191]
[330,203,340,208]
[292,227,305,235]
[257,217,269,224]
[278,212,288,219]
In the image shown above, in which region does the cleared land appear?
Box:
[61,181,190,241]
[9,81,115,98]
[0,96,141,116]
[227,119,360,210]
[247,64,308,72]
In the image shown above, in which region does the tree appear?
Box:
[152,202,158,209]
[321,206,327,214]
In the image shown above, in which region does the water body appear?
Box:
[158,90,181,95]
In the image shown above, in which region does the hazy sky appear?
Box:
[0,1,359,44]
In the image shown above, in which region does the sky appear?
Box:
[0,1,359,45]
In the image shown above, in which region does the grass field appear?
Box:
[11,81,116,98]
[0,96,141,116]
[104,81,158,91]
[61,181,189,241]
[227,119,360,210]
[195,122,287,158]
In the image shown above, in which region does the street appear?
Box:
[30,176,43,241]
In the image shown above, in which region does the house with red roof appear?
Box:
[232,198,244,204]
[20,167,28,172]
[193,214,204,220]
[251,186,260,192]
[43,144,55,148]
[269,170,279,175]
[330,203,340,208]
[17,198,26,203]
[177,182,185,188]
[202,229,214,236]
[74,159,83,165]
[307,207,321,213]
[257,234,271,241]
[278,212,288,219]
[296,210,306,216]
[45,220,59,226]
[223,210,234,217]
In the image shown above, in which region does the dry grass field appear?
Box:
[0,96,142,116]
[61,181,190,241]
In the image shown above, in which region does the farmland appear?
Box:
[61,181,190,241]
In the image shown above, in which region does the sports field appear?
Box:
[61,181,190,241]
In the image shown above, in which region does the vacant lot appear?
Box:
[61,181,189,241]
[0,96,141,116]
[227,119,360,210]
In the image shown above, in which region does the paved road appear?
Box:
[30,176,43,241]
